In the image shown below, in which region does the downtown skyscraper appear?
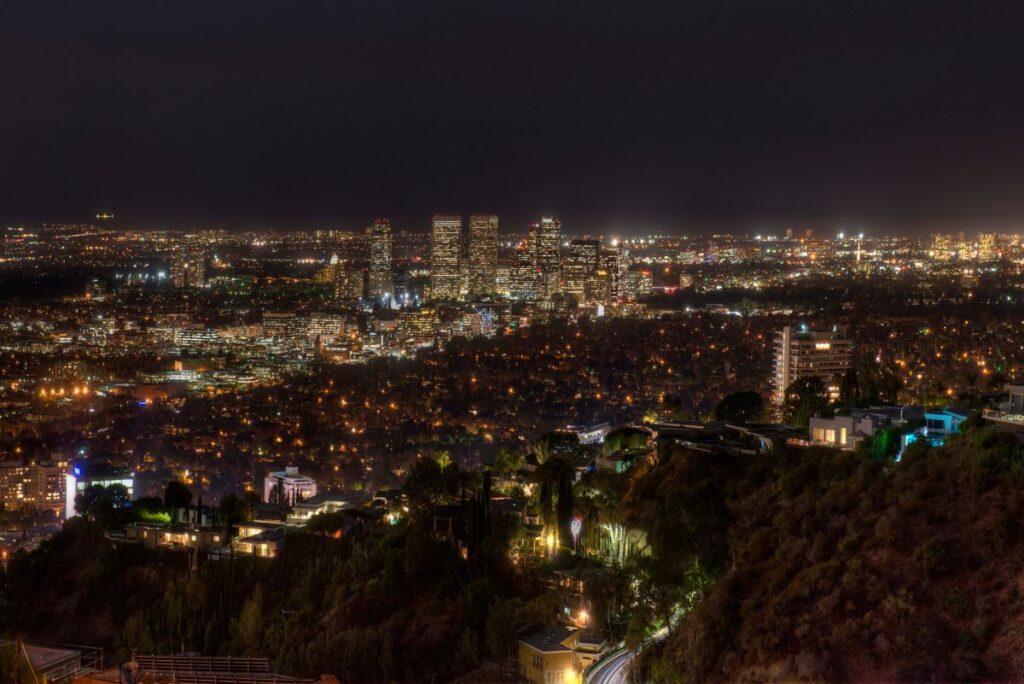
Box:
[468,215,499,296]
[563,238,600,300]
[534,217,562,299]
[430,215,463,300]
[367,218,393,300]
[170,250,206,289]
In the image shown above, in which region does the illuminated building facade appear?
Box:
[1,461,67,517]
[401,306,440,344]
[772,325,853,405]
[170,251,206,288]
[978,232,997,262]
[336,266,366,300]
[932,234,954,262]
[65,462,134,520]
[535,217,562,299]
[468,214,499,296]
[264,466,317,504]
[430,215,463,300]
[367,218,393,300]
[603,245,627,300]
[564,239,600,300]
[509,243,540,300]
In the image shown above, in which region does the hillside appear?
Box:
[635,425,1024,682]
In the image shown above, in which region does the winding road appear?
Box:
[585,647,636,684]
[585,631,668,684]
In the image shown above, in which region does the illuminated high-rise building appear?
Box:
[772,325,854,405]
[401,306,440,344]
[170,251,206,288]
[978,232,997,262]
[603,244,628,300]
[367,218,393,300]
[563,239,600,300]
[509,242,539,300]
[495,260,512,298]
[932,234,954,262]
[335,267,365,300]
[584,268,610,304]
[430,215,463,300]
[535,217,562,298]
[468,214,499,296]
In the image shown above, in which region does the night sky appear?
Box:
[2,1,1024,234]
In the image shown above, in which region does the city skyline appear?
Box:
[6,3,1024,682]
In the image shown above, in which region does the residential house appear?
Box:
[517,625,607,684]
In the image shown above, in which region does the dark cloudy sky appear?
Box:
[2,1,1024,234]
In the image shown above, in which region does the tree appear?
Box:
[0,641,35,684]
[433,450,452,469]
[492,448,525,489]
[74,483,107,516]
[164,480,193,521]
[533,431,580,465]
[603,427,649,456]
[267,481,290,521]
[72,483,130,526]
[452,629,480,673]
[232,585,264,656]
[556,472,574,557]
[218,492,246,538]
[714,390,765,424]
[106,483,131,509]
[403,458,446,512]
[782,376,831,427]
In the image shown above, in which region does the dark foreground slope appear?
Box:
[636,426,1024,683]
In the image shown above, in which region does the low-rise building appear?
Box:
[65,461,134,520]
[120,522,226,552]
[233,521,288,558]
[263,466,317,504]
[983,384,1024,430]
[809,406,923,449]
[516,625,607,684]
[287,492,370,525]
[902,408,970,453]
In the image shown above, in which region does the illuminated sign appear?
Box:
[814,342,831,350]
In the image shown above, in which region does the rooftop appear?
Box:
[517,625,575,653]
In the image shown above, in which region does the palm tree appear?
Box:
[0,641,37,684]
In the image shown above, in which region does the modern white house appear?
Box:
[262,466,317,504]
[809,406,923,449]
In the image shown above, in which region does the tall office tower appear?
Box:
[772,325,854,405]
[459,257,471,299]
[336,267,366,300]
[584,268,611,304]
[535,216,562,298]
[563,239,601,300]
[509,242,540,300]
[468,214,499,296]
[170,251,205,288]
[367,218,394,300]
[495,260,512,298]
[784,227,794,239]
[602,245,628,300]
[430,215,463,300]
[978,232,997,262]
[932,234,954,261]
[314,255,340,286]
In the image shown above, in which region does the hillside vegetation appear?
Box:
[635,424,1024,682]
